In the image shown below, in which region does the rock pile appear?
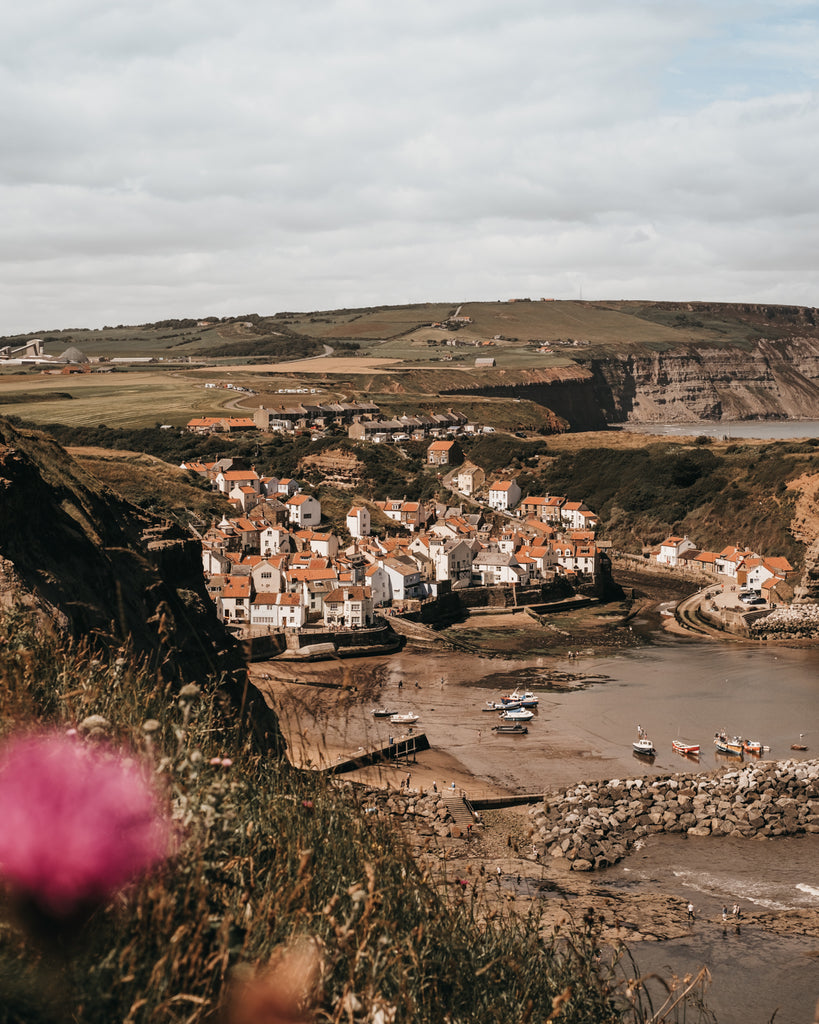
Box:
[750,604,819,640]
[529,759,819,872]
[345,782,458,838]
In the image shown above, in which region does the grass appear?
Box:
[0,608,714,1024]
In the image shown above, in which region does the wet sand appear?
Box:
[252,603,819,1022]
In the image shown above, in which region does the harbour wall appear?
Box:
[529,758,819,872]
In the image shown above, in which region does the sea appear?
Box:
[622,419,819,441]
[275,629,819,1024]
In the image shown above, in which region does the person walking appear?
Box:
[722,905,728,922]
[687,902,695,922]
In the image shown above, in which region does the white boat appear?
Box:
[371,707,397,718]
[633,726,655,756]
[482,700,506,711]
[500,707,534,721]
[390,712,419,725]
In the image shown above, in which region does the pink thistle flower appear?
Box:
[0,732,171,920]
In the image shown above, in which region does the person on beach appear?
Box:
[722,905,728,922]
[687,902,695,922]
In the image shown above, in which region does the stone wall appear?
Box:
[529,759,819,872]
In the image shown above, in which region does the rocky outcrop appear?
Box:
[530,759,819,871]
[0,417,285,754]
[586,337,819,424]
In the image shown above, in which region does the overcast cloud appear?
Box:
[1,0,818,333]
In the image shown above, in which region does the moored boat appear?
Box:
[743,739,763,756]
[371,707,397,718]
[633,725,655,757]
[672,739,700,756]
[714,732,743,756]
[501,690,539,708]
[390,712,419,725]
[492,723,529,734]
[482,701,505,711]
[500,707,535,721]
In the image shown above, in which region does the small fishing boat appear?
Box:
[501,690,539,708]
[492,723,528,735]
[714,732,743,756]
[633,725,655,757]
[390,713,419,725]
[742,739,763,756]
[482,700,506,711]
[672,739,700,756]
[371,707,397,718]
[500,707,535,721]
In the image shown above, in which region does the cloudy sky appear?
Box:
[2,1,818,334]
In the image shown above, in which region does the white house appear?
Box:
[295,530,339,559]
[382,556,425,601]
[259,525,293,556]
[218,575,251,623]
[656,535,697,567]
[471,550,524,586]
[365,563,391,605]
[457,464,485,496]
[215,468,261,495]
[249,592,306,629]
[487,479,521,512]
[559,501,597,531]
[323,586,375,628]
[286,493,321,528]
[346,506,371,539]
[250,556,286,594]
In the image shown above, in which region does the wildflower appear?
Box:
[0,732,170,924]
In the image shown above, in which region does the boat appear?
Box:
[714,732,743,756]
[499,707,535,721]
[371,707,397,718]
[492,723,529,734]
[482,701,506,712]
[791,734,808,751]
[672,739,700,756]
[633,725,655,757]
[742,739,763,756]
[501,690,539,708]
[390,713,419,725]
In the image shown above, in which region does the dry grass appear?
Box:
[0,609,714,1024]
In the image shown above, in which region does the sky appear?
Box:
[2,0,818,335]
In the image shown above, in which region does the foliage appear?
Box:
[529,441,812,561]
[0,608,715,1024]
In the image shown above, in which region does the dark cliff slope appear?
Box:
[0,418,283,751]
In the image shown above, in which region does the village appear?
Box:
[185,422,801,649]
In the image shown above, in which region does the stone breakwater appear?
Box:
[529,759,819,872]
[750,604,819,640]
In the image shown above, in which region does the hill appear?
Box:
[0,418,281,750]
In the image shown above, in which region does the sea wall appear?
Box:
[529,759,819,872]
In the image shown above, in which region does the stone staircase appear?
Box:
[442,795,476,832]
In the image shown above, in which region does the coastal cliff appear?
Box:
[585,336,819,424]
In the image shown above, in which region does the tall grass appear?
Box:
[0,609,712,1023]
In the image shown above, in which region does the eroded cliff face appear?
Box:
[587,338,819,424]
